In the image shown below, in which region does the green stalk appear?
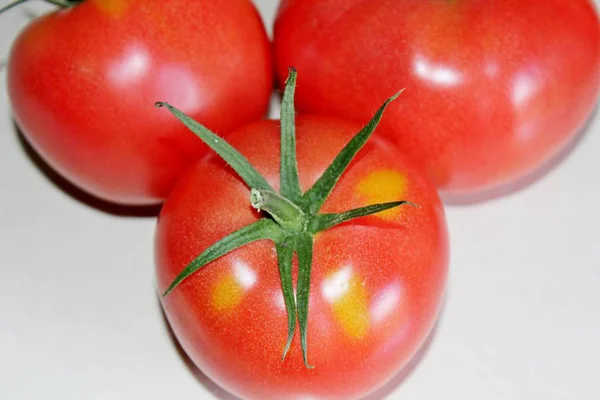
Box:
[250,189,305,234]
[0,0,75,14]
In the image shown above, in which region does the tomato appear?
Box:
[155,112,448,399]
[6,0,272,205]
[273,0,600,199]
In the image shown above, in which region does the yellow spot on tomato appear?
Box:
[211,274,243,311]
[356,170,408,220]
[332,276,369,339]
[92,0,128,18]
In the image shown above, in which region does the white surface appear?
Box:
[1,1,599,399]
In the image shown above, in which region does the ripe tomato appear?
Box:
[155,115,448,399]
[273,0,600,198]
[6,0,272,205]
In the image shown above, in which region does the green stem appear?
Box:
[279,67,302,202]
[155,102,273,193]
[0,0,71,14]
[0,0,29,13]
[308,201,417,233]
[162,219,282,296]
[250,189,305,234]
[46,0,71,7]
[275,243,296,361]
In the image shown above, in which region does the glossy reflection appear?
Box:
[107,43,149,87]
[321,264,353,302]
[156,64,203,111]
[512,67,545,145]
[512,68,540,108]
[412,54,463,87]
[370,282,404,324]
[321,265,369,339]
[232,259,257,289]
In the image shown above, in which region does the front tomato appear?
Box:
[273,0,600,199]
[7,0,272,205]
[155,113,448,399]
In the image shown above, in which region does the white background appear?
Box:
[1,1,599,399]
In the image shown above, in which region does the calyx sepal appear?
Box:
[158,68,411,367]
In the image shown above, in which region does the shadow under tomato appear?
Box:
[442,104,598,206]
[13,121,161,217]
[158,293,447,400]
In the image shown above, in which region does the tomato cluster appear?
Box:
[2,0,598,399]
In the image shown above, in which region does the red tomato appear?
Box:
[6,0,272,205]
[273,0,600,198]
[156,116,448,399]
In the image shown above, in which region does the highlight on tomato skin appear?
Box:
[272,0,600,201]
[154,104,449,399]
[4,0,273,205]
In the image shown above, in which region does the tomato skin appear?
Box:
[7,0,272,205]
[273,0,600,197]
[156,116,448,399]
